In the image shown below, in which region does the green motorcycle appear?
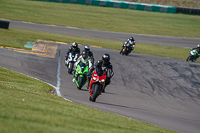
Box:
[74,63,89,90]
[186,49,199,62]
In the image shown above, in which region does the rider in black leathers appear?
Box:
[87,53,114,92]
[65,42,80,66]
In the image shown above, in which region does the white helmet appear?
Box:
[84,45,90,51]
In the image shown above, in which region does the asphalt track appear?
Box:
[8,20,200,48]
[1,20,200,133]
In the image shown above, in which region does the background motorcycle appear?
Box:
[89,68,106,102]
[74,63,88,90]
[66,51,79,74]
[186,49,199,62]
[121,43,131,56]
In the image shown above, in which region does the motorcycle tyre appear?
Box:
[91,84,100,102]
[68,63,73,74]
[122,49,125,55]
[77,76,85,90]
[186,55,193,62]
[186,56,189,61]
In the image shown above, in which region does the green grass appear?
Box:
[0,28,191,60]
[0,67,178,133]
[0,1,197,132]
[0,0,200,38]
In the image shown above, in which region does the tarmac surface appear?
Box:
[1,44,200,133]
[1,20,200,133]
[8,20,200,48]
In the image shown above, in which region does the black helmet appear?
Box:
[129,37,134,42]
[84,45,90,51]
[96,60,102,68]
[81,50,88,59]
[102,53,110,65]
[72,42,78,49]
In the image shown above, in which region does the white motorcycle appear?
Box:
[65,51,79,74]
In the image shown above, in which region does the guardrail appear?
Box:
[36,0,176,13]
[36,0,200,15]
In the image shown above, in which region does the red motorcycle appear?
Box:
[89,68,106,102]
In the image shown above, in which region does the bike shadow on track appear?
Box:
[96,101,148,111]
[120,53,144,58]
[80,88,117,95]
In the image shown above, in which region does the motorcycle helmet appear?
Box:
[197,44,200,49]
[96,60,103,75]
[102,53,110,65]
[129,37,135,42]
[72,42,78,49]
[81,50,88,59]
[84,45,90,51]
[96,60,101,68]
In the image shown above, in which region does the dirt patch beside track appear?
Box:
[32,40,58,58]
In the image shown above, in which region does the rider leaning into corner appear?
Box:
[191,44,200,57]
[87,53,114,92]
[72,50,93,82]
[120,37,136,54]
[65,42,80,66]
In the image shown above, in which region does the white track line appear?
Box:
[56,44,72,102]
[56,44,62,97]
[0,45,72,102]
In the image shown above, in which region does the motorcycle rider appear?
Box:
[120,37,136,54]
[186,44,200,62]
[128,37,136,50]
[87,53,114,92]
[192,44,200,57]
[65,42,80,66]
[72,50,93,82]
[84,45,94,64]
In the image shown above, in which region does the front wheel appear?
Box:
[77,76,85,90]
[90,84,100,102]
[122,49,125,55]
[186,55,191,61]
[68,63,73,74]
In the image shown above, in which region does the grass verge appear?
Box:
[0,67,178,133]
[0,0,200,38]
[0,28,191,61]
